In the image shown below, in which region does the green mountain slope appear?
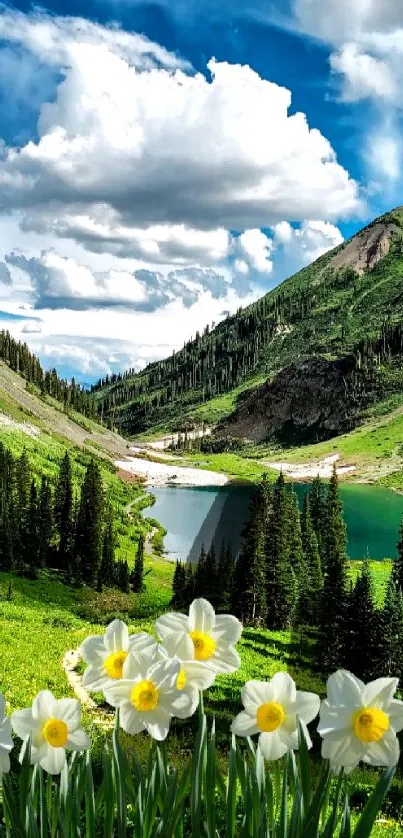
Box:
[93,206,403,439]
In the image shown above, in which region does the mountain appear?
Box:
[93,206,403,441]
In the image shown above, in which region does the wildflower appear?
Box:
[0,694,13,784]
[159,638,216,715]
[318,670,403,771]
[80,618,158,692]
[11,690,90,775]
[231,672,320,761]
[156,598,242,674]
[104,654,193,740]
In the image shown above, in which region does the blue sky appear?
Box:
[0,0,402,380]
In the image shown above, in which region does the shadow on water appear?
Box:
[186,488,251,563]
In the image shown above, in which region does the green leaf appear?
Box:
[352,767,395,838]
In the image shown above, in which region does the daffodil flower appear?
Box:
[159,637,216,715]
[104,654,193,740]
[11,690,90,775]
[0,694,13,785]
[318,670,403,772]
[156,598,242,674]
[231,672,320,761]
[80,619,158,693]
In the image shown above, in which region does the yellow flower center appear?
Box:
[189,631,216,661]
[42,718,68,748]
[256,701,285,733]
[131,680,159,711]
[353,707,390,743]
[104,650,128,679]
[177,669,187,690]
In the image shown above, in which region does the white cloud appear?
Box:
[238,229,273,274]
[0,9,359,250]
[329,44,397,102]
[273,219,344,270]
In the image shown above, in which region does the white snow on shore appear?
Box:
[115,455,228,487]
[267,453,356,479]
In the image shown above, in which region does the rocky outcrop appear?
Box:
[219,357,373,444]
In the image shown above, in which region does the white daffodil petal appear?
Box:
[32,691,56,722]
[80,636,106,664]
[327,671,364,708]
[180,686,200,717]
[129,634,159,658]
[259,731,289,761]
[54,699,81,731]
[0,695,5,719]
[11,708,36,740]
[278,726,299,751]
[105,620,129,654]
[182,661,216,690]
[143,707,171,741]
[292,691,320,725]
[241,681,275,714]
[231,711,260,737]
[159,631,195,661]
[155,612,189,640]
[213,615,243,644]
[104,680,133,708]
[189,599,215,634]
[318,702,354,736]
[40,747,66,775]
[361,678,399,710]
[388,699,403,733]
[210,644,240,674]
[67,729,91,751]
[122,652,149,680]
[82,666,110,693]
[149,658,180,692]
[364,729,400,767]
[270,672,297,706]
[165,691,193,719]
[322,734,365,768]
[0,718,13,751]
[0,749,10,778]
[119,704,144,736]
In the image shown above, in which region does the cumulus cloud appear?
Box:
[237,229,273,274]
[21,321,42,334]
[273,219,344,274]
[5,250,231,311]
[0,261,11,284]
[0,9,359,256]
[293,0,403,184]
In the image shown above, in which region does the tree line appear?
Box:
[0,443,146,594]
[171,468,403,680]
[0,331,96,419]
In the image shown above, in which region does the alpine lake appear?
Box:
[149,482,403,564]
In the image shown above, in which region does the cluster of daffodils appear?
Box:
[1,598,403,781]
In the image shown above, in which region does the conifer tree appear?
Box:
[318,466,348,670]
[194,544,207,598]
[99,504,115,589]
[301,493,323,624]
[26,480,39,577]
[266,473,297,630]
[217,541,234,608]
[378,576,403,678]
[204,542,217,604]
[171,561,187,606]
[288,487,309,622]
[309,475,326,567]
[184,563,195,606]
[131,534,145,593]
[38,477,53,568]
[342,559,377,681]
[0,444,14,570]
[117,559,130,593]
[394,518,403,590]
[54,452,74,578]
[231,479,268,624]
[76,460,104,587]
[15,450,31,569]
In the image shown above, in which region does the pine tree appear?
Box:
[0,444,14,571]
[301,493,323,624]
[394,518,403,590]
[184,563,195,606]
[76,460,104,588]
[266,473,297,630]
[217,541,234,608]
[99,505,115,589]
[318,466,348,670]
[194,544,207,598]
[378,576,403,678]
[171,561,187,606]
[54,452,74,578]
[15,450,31,569]
[38,477,53,568]
[231,479,269,625]
[117,559,130,593]
[309,475,326,567]
[204,543,217,604]
[131,534,145,593]
[288,487,309,622]
[342,559,377,680]
[26,480,40,577]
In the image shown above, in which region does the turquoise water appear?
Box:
[150,483,403,563]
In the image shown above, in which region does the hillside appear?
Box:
[92,206,403,440]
